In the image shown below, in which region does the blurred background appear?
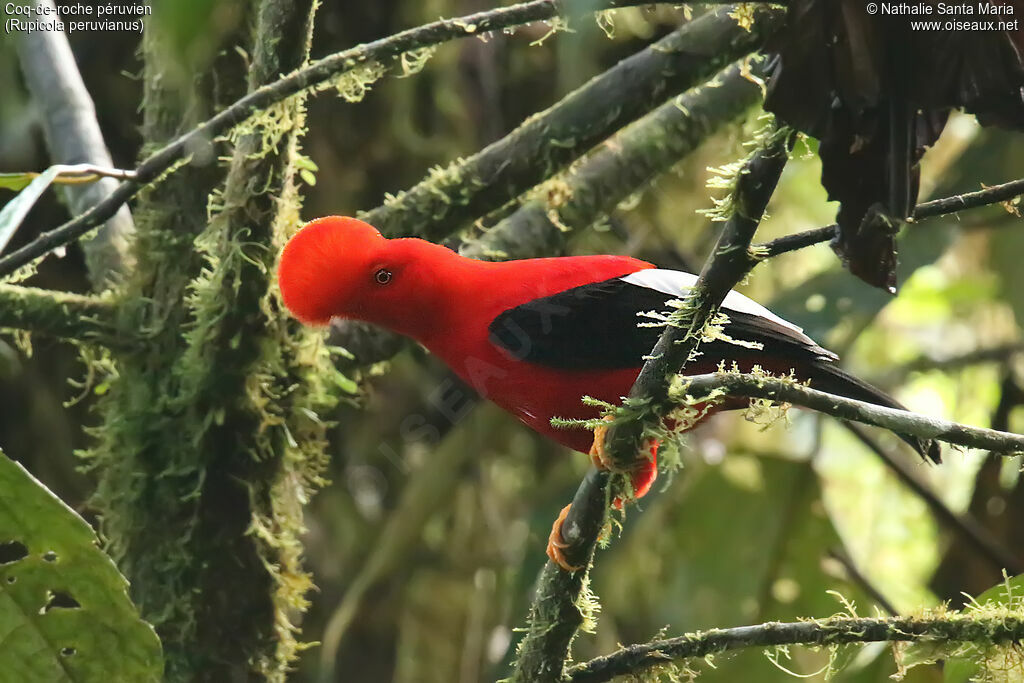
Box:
[1,1,1023,681]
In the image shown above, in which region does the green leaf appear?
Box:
[0,173,40,192]
[942,657,978,683]
[0,166,62,254]
[0,451,163,682]
[971,572,1024,606]
[945,573,1024,682]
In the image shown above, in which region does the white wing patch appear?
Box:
[620,269,811,340]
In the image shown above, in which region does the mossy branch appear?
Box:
[676,371,1024,454]
[464,58,767,260]
[566,614,1024,682]
[510,126,792,682]
[365,4,783,241]
[0,0,712,280]
[758,175,1024,259]
[0,283,122,347]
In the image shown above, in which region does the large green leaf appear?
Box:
[0,451,162,682]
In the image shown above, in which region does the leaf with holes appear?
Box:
[0,451,162,682]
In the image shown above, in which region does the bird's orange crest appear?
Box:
[278,216,384,325]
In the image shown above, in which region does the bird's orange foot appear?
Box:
[588,415,659,506]
[588,415,616,470]
[546,503,584,572]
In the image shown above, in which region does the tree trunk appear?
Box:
[85,1,341,680]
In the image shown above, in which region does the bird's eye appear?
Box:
[374,268,392,285]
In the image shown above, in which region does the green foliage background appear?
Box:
[0,1,1022,681]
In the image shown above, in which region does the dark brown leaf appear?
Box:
[765,0,1024,290]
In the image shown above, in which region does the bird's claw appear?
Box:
[588,414,616,470]
[588,414,658,507]
[546,503,584,572]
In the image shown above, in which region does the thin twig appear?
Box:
[566,614,1024,682]
[757,176,1024,259]
[895,343,1024,376]
[843,423,1023,575]
[676,372,1024,454]
[0,0,672,279]
[914,178,1024,219]
[0,165,138,185]
[510,126,792,682]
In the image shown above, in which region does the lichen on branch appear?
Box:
[84,1,345,680]
[567,611,1024,682]
[674,370,1024,455]
[466,57,768,260]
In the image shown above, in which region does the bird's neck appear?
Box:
[371,242,496,347]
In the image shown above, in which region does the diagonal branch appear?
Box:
[893,343,1024,376]
[601,127,793,469]
[338,55,772,368]
[566,614,1024,682]
[510,125,792,682]
[675,371,1024,454]
[0,0,683,280]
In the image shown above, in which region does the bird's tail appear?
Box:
[804,361,941,463]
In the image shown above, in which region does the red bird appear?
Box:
[278,216,938,568]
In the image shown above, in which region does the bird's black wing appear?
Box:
[487,273,835,371]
